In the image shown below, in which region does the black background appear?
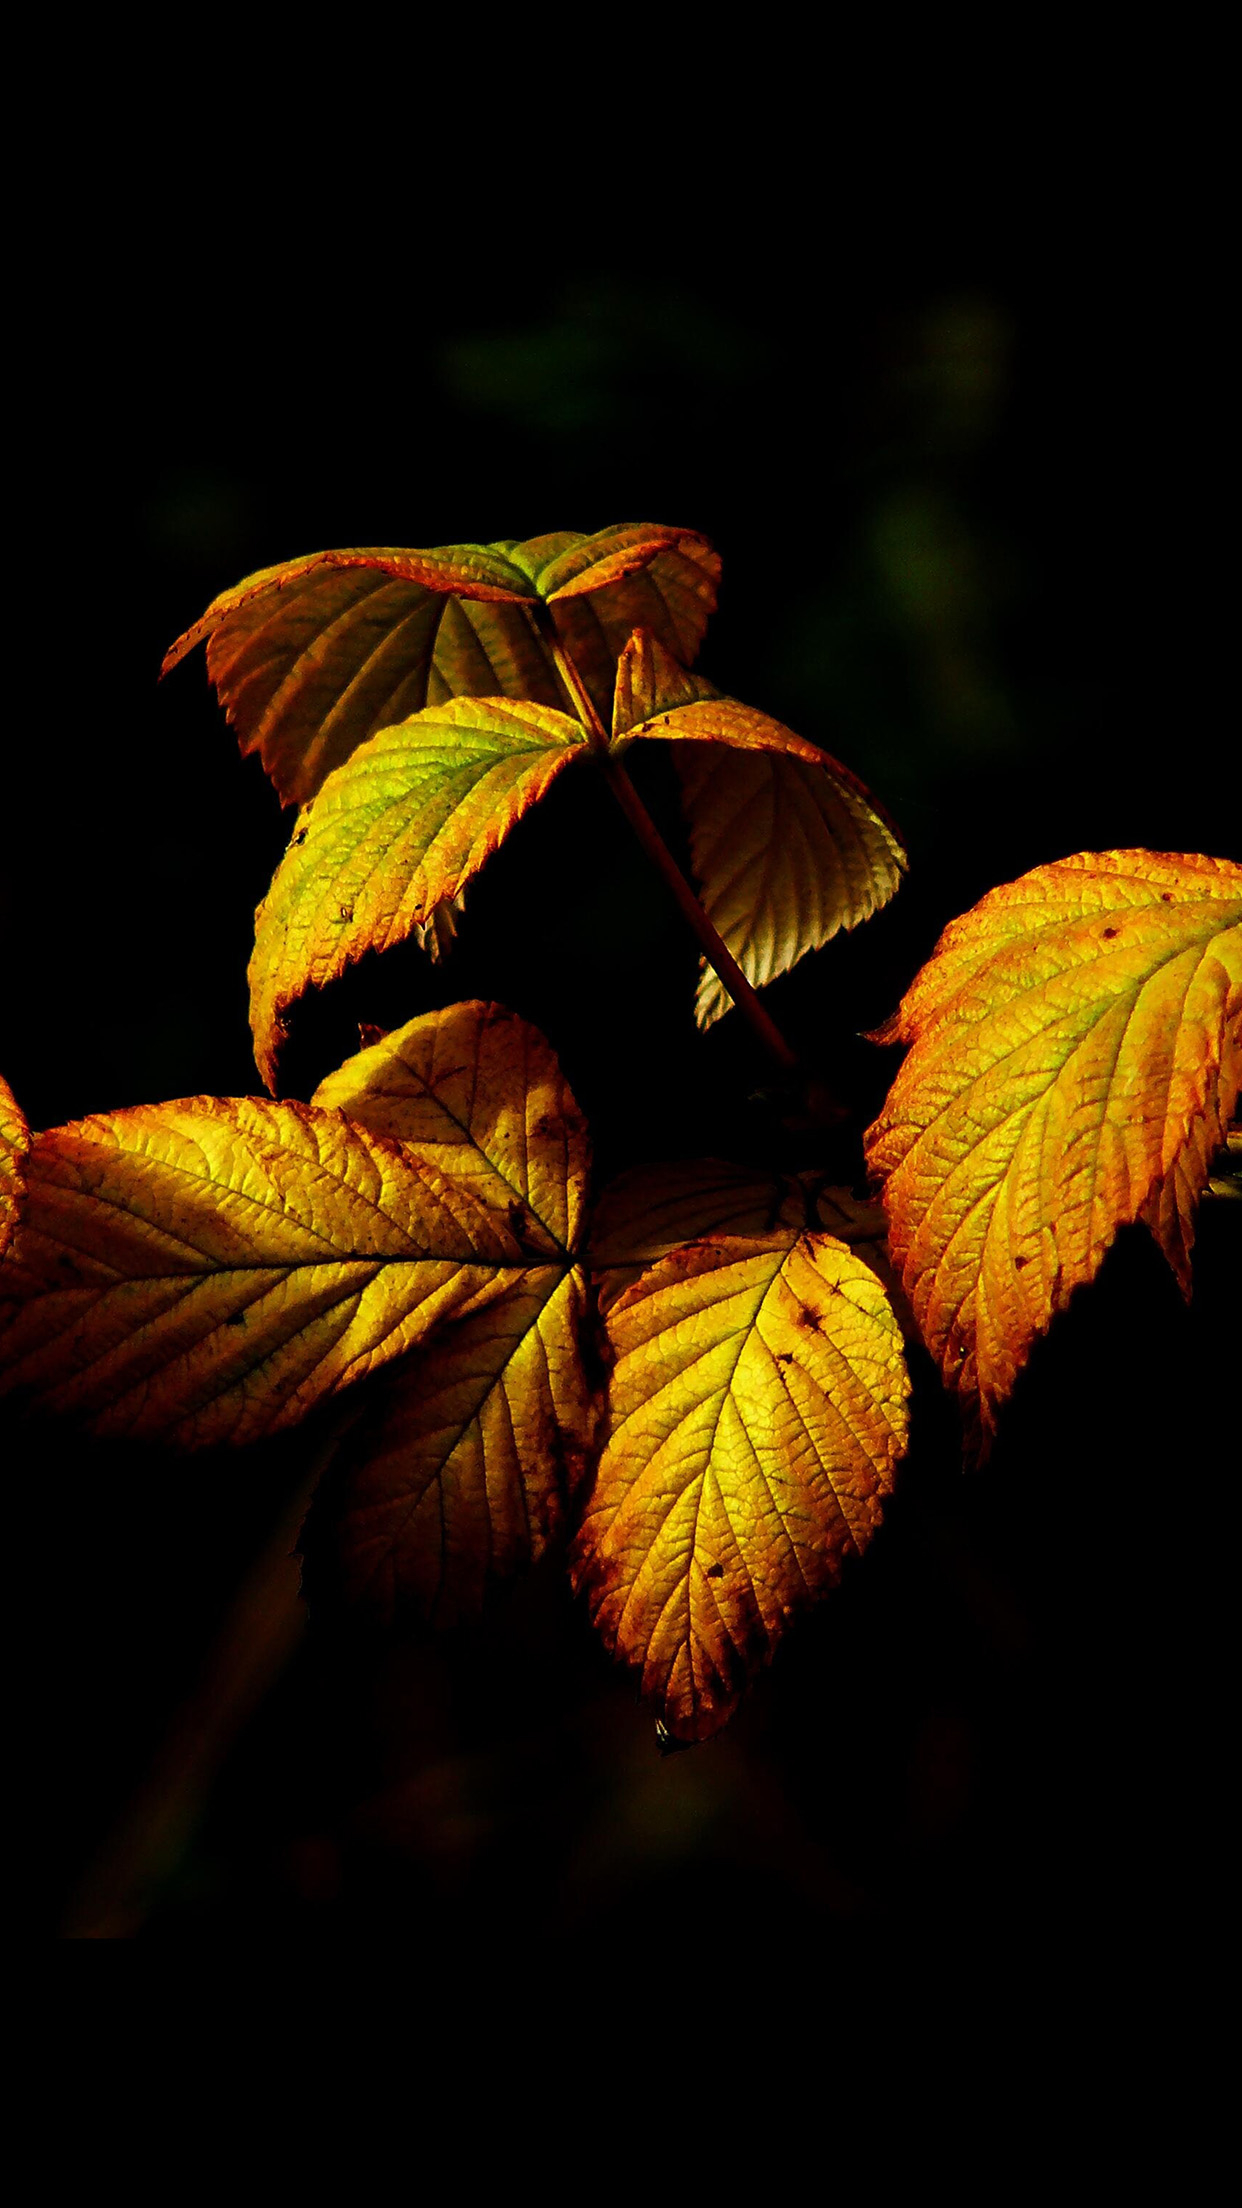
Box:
[6,170,1236,1951]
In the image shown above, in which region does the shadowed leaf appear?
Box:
[313,1266,596,1626]
[0,1006,590,1448]
[588,1158,805,1311]
[572,1229,910,1742]
[307,1003,596,1621]
[612,631,906,1026]
[0,1074,29,1261]
[249,697,587,1090]
[165,526,719,805]
[865,849,1242,1446]
[588,1158,895,1312]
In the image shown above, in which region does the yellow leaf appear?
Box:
[312,1000,589,1257]
[865,849,1242,1445]
[572,1230,910,1741]
[0,1073,29,1262]
[249,696,586,1090]
[316,1265,596,1625]
[611,631,906,1027]
[164,527,719,805]
[0,1006,588,1446]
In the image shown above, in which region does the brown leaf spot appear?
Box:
[705,1562,724,1579]
[1102,926,1118,938]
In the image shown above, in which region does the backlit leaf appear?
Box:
[307,1003,595,1620]
[612,631,907,1026]
[572,1229,910,1741]
[249,697,587,1089]
[0,1074,29,1261]
[865,849,1242,1445]
[312,1000,588,1257]
[0,1003,588,1446]
[164,526,719,805]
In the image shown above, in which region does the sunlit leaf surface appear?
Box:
[865,849,1242,1445]
[611,631,906,1026]
[164,526,719,804]
[249,697,587,1089]
[573,1229,910,1741]
[312,1000,589,1257]
[0,1006,589,1448]
[0,1074,29,1261]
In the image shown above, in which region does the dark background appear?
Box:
[6,190,1236,1950]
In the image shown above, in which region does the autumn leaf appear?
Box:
[311,1267,595,1626]
[306,1002,596,1622]
[0,1003,588,1448]
[572,1229,910,1742]
[865,849,1242,1445]
[311,999,588,1258]
[249,697,588,1090]
[612,631,907,1027]
[0,1073,29,1262]
[587,1156,890,1311]
[164,526,719,806]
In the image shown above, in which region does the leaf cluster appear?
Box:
[2,526,1238,1744]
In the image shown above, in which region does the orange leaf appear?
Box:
[0,1004,589,1447]
[165,527,718,805]
[572,1229,910,1742]
[0,1073,29,1262]
[865,850,1242,1446]
[249,697,587,1090]
[611,631,906,1026]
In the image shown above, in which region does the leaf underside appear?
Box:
[865,849,1242,1446]
[164,527,720,806]
[572,1229,910,1742]
[610,631,906,1026]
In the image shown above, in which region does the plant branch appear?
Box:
[535,610,800,1075]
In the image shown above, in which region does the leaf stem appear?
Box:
[537,612,800,1075]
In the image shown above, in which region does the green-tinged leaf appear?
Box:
[312,1000,589,1257]
[0,1074,30,1261]
[312,1265,596,1626]
[572,1230,910,1742]
[610,631,906,1025]
[0,1005,590,1448]
[866,849,1242,1446]
[249,697,587,1090]
[164,526,719,805]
